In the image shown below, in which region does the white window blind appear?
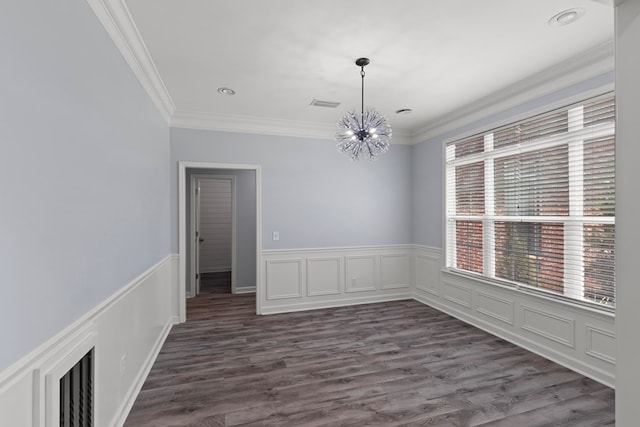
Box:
[445,94,615,309]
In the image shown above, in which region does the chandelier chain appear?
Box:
[360,66,366,129]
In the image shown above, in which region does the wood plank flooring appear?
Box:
[125,273,614,426]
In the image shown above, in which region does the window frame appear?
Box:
[442,91,615,313]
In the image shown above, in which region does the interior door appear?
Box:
[195,180,203,295]
[190,175,235,296]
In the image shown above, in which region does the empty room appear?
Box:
[1,1,639,426]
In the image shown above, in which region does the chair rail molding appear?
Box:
[0,255,179,427]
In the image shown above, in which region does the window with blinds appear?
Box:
[445,94,615,309]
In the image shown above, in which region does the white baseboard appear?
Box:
[200,268,231,273]
[261,293,412,315]
[110,319,173,427]
[235,286,256,294]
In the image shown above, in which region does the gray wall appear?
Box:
[410,72,615,249]
[171,129,413,251]
[233,170,257,287]
[187,168,257,289]
[0,0,171,370]
[411,140,443,248]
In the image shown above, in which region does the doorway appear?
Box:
[178,162,262,322]
[189,175,235,297]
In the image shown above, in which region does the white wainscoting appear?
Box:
[380,254,411,290]
[260,246,413,314]
[0,255,179,427]
[411,245,616,387]
[262,244,616,386]
[307,257,342,296]
[3,245,614,426]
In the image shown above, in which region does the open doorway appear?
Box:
[190,175,235,297]
[178,162,262,322]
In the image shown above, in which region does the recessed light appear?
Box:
[395,108,413,115]
[549,8,585,27]
[217,87,236,95]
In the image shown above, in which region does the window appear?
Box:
[445,94,615,309]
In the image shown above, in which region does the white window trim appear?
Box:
[443,92,615,312]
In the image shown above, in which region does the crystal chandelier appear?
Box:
[336,58,392,161]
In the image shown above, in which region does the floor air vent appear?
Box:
[59,348,93,427]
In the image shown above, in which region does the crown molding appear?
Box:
[86,0,175,123]
[410,41,615,144]
[170,111,413,145]
[86,0,612,146]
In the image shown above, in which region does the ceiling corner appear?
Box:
[410,41,615,144]
[85,0,175,123]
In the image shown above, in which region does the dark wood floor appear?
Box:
[125,273,614,426]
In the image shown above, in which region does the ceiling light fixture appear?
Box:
[217,87,236,95]
[335,58,391,161]
[549,8,585,27]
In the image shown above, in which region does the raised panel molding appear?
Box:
[441,280,472,309]
[266,259,303,300]
[259,245,614,387]
[585,325,616,365]
[475,291,514,325]
[411,249,614,386]
[307,257,342,296]
[380,254,410,290]
[261,246,413,314]
[415,253,440,296]
[521,305,575,349]
[345,255,377,293]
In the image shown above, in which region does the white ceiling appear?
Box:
[122,0,614,142]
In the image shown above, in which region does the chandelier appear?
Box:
[336,58,392,161]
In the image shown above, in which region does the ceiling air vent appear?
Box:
[310,99,341,108]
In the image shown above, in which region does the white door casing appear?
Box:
[178,162,262,322]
